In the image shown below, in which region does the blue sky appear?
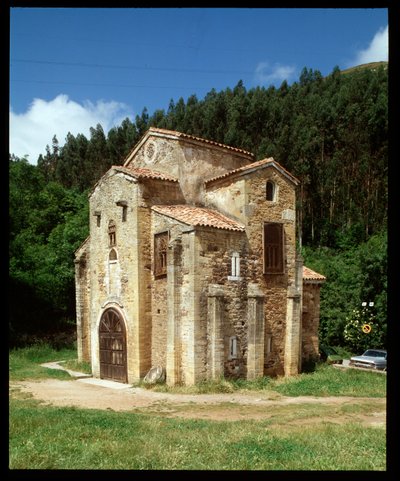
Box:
[9,7,389,163]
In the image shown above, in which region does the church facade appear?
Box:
[74,127,325,385]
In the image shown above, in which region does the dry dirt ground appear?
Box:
[9,363,386,427]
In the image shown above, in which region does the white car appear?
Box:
[349,349,387,371]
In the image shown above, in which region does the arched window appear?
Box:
[266,181,275,201]
[109,248,117,261]
[108,220,116,247]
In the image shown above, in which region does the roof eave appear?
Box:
[303,278,326,285]
[123,127,254,166]
[205,160,300,188]
[151,206,245,232]
[113,165,178,183]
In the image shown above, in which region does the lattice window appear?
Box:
[154,232,168,277]
[108,220,116,247]
[263,222,284,274]
[231,252,240,277]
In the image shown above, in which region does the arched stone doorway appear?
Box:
[99,308,127,383]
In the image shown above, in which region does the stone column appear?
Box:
[284,256,302,376]
[74,254,90,363]
[247,283,265,379]
[295,256,304,372]
[74,258,84,363]
[182,230,204,385]
[207,284,225,380]
[166,238,182,386]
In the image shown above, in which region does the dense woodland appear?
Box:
[9,64,388,352]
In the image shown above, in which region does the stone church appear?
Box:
[74,127,325,385]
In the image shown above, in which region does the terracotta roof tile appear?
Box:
[303,266,326,282]
[147,127,254,158]
[113,165,178,182]
[152,205,245,232]
[205,157,300,186]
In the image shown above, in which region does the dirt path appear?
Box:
[10,377,386,426]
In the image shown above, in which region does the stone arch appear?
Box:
[109,248,118,261]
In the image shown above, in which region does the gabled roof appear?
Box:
[123,127,254,165]
[303,266,326,283]
[152,205,245,232]
[89,165,178,197]
[205,157,300,186]
[112,165,178,182]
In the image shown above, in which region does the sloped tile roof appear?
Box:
[152,205,245,232]
[303,266,326,282]
[147,127,254,158]
[113,165,178,182]
[205,157,300,186]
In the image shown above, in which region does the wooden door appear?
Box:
[99,309,127,383]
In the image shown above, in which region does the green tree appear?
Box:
[135,108,149,136]
[37,135,59,182]
[107,117,139,166]
[87,124,109,184]
[10,156,90,343]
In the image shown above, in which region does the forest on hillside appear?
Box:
[9,64,388,352]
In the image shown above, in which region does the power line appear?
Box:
[10,58,255,76]
[10,78,218,91]
[11,32,272,56]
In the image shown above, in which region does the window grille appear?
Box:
[108,220,116,247]
[154,232,168,277]
[231,252,240,277]
[263,223,284,274]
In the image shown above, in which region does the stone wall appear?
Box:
[302,283,322,363]
[150,211,186,370]
[205,167,299,376]
[195,228,247,380]
[77,132,322,386]
[88,170,151,382]
[74,240,91,363]
[125,132,252,205]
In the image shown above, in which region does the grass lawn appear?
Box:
[9,344,387,470]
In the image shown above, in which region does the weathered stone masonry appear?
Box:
[75,127,325,385]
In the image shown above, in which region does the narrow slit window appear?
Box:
[263,222,284,274]
[229,336,238,359]
[266,181,275,201]
[117,201,128,222]
[94,211,101,227]
[266,335,272,355]
[122,206,127,222]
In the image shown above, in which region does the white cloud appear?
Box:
[9,94,132,163]
[254,62,296,86]
[352,25,388,66]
